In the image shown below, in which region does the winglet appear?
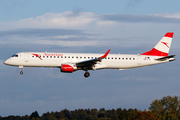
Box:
[100,49,111,58]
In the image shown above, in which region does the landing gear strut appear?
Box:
[19,66,23,75]
[84,71,90,78]
[20,71,23,75]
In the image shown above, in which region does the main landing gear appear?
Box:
[84,71,90,78]
[19,66,23,75]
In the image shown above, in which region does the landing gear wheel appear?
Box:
[84,71,90,78]
[19,66,24,75]
[20,71,23,75]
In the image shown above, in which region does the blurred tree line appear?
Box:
[0,96,179,120]
[0,109,157,120]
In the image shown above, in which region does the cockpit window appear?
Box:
[11,54,18,57]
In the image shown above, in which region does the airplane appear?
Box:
[4,32,175,78]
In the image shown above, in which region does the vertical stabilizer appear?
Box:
[141,32,174,56]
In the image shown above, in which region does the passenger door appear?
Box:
[137,55,141,65]
[24,52,29,62]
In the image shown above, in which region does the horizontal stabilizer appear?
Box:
[155,55,176,61]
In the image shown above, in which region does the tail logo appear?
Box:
[161,42,169,48]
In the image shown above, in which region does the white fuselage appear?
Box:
[4,52,171,70]
[3,32,175,77]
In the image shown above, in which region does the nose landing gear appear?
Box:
[84,71,90,78]
[20,71,23,75]
[19,66,23,75]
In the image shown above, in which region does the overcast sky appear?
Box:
[0,0,180,117]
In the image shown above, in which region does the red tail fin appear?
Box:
[141,32,174,56]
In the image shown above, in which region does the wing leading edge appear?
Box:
[76,49,111,69]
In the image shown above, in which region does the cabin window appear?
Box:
[112,58,113,59]
[32,56,34,58]
[47,56,48,58]
[119,58,121,60]
[129,58,131,60]
[61,56,63,58]
[80,57,82,59]
[122,58,124,60]
[76,57,78,58]
[126,58,128,60]
[133,58,135,60]
[72,56,74,58]
[84,57,86,59]
[43,56,45,58]
[50,56,52,58]
[115,58,117,59]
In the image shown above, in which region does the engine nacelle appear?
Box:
[60,64,77,73]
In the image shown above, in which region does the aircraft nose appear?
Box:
[4,59,10,65]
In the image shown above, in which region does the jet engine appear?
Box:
[60,64,77,73]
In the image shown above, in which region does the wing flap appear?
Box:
[76,58,99,67]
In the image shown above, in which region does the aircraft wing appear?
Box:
[76,49,110,68]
